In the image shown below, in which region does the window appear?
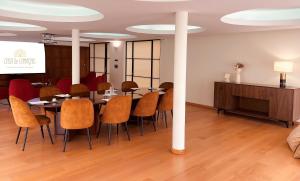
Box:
[89,42,110,80]
[125,40,160,88]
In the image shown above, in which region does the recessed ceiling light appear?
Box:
[81,32,136,39]
[126,24,204,34]
[221,8,300,26]
[0,21,46,31]
[55,37,96,42]
[0,33,17,37]
[0,0,103,22]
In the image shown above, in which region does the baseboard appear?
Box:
[186,102,216,110]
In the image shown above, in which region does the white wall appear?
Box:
[108,42,126,89]
[160,29,300,107]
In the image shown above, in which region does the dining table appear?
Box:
[28,88,165,135]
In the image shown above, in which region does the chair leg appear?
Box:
[171,110,173,118]
[124,122,131,141]
[63,129,68,152]
[22,128,29,151]
[156,111,160,122]
[97,121,102,138]
[117,124,119,136]
[164,111,168,128]
[140,117,144,136]
[40,126,44,139]
[152,116,157,132]
[136,117,140,127]
[16,127,22,144]
[108,124,112,145]
[46,125,54,144]
[87,128,92,150]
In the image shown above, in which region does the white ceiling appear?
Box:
[1,0,300,42]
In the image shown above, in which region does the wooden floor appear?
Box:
[0,103,299,181]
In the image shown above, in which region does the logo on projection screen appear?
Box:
[14,49,27,58]
[3,49,36,67]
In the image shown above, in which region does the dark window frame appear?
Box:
[125,39,160,88]
[89,42,110,75]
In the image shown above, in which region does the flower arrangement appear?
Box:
[234,63,244,83]
[234,63,244,70]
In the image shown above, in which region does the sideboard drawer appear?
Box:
[232,85,268,100]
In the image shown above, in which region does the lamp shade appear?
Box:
[274,61,294,73]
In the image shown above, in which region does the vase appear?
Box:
[236,68,241,84]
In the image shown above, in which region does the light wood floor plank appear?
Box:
[0,104,299,181]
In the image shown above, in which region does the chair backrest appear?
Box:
[56,78,72,94]
[102,96,132,124]
[9,96,39,128]
[158,88,173,111]
[61,99,94,129]
[9,79,35,101]
[121,81,138,92]
[133,92,159,117]
[70,84,89,96]
[40,86,61,101]
[96,74,107,84]
[159,82,174,90]
[97,82,112,94]
[81,72,96,84]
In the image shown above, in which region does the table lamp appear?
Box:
[274,61,294,88]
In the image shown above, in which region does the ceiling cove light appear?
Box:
[126,24,204,34]
[221,8,300,26]
[0,0,103,22]
[0,21,47,31]
[0,33,17,37]
[81,32,136,39]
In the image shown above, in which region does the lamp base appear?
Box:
[280,73,286,88]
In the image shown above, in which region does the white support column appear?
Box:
[72,29,80,84]
[172,11,188,154]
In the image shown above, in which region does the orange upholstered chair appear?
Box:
[159,82,173,90]
[132,92,159,136]
[39,86,61,118]
[157,88,173,128]
[97,82,112,94]
[98,96,132,144]
[40,86,61,101]
[70,84,89,97]
[121,81,138,92]
[60,99,94,152]
[9,96,54,151]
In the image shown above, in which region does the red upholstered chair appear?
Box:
[56,78,72,94]
[9,79,36,102]
[81,72,97,91]
[96,74,107,84]
[81,73,107,91]
[81,72,96,84]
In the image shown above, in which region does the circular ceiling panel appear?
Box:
[81,32,136,39]
[0,0,103,22]
[221,8,300,26]
[0,33,17,37]
[0,21,47,31]
[126,24,204,34]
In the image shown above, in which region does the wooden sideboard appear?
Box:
[214,82,300,127]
